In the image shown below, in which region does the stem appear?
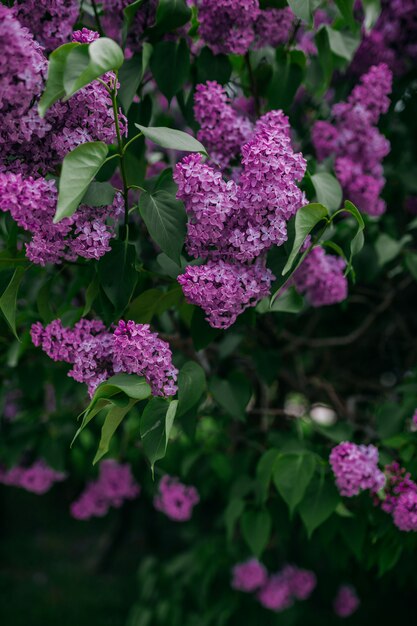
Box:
[122,132,143,154]
[244,52,261,118]
[128,184,146,192]
[91,0,104,36]
[110,76,130,230]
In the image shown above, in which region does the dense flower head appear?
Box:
[330,441,386,497]
[231,559,268,592]
[0,6,48,160]
[13,0,79,51]
[102,0,157,48]
[0,460,66,494]
[352,0,417,75]
[70,460,140,520]
[292,246,348,307]
[32,318,178,397]
[333,585,360,618]
[312,64,392,216]
[0,173,123,265]
[178,260,273,329]
[153,475,200,522]
[253,8,295,48]
[194,82,253,169]
[257,574,293,612]
[282,565,317,601]
[378,462,417,531]
[392,490,417,532]
[196,0,260,55]
[72,28,101,44]
[113,321,178,396]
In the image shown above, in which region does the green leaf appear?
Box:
[375,233,409,267]
[256,449,280,504]
[225,498,245,542]
[140,397,178,473]
[0,267,25,340]
[63,38,124,98]
[98,239,138,313]
[177,361,206,416]
[150,39,190,102]
[118,54,144,112]
[93,399,137,464]
[83,275,100,316]
[315,26,333,90]
[343,200,365,268]
[123,0,145,30]
[282,203,329,275]
[196,47,232,84]
[405,251,417,281]
[81,181,115,207]
[310,172,342,212]
[135,124,207,155]
[298,473,339,538]
[240,510,271,557]
[270,286,304,313]
[324,26,360,61]
[38,43,79,117]
[55,141,109,222]
[334,0,355,26]
[209,373,251,421]
[127,286,183,323]
[153,0,191,32]
[139,190,187,263]
[72,375,151,445]
[362,0,381,31]
[287,0,312,24]
[267,49,306,112]
[273,452,316,515]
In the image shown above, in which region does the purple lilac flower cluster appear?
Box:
[71,460,140,520]
[231,559,316,613]
[0,173,123,266]
[329,441,386,497]
[194,82,253,169]
[195,0,295,55]
[0,9,125,176]
[101,0,157,51]
[31,319,178,398]
[13,0,79,51]
[153,475,200,521]
[352,0,417,76]
[333,585,360,618]
[175,110,307,328]
[0,460,66,494]
[312,63,392,217]
[291,246,348,307]
[378,462,417,532]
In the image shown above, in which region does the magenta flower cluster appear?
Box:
[71,460,140,520]
[13,0,79,51]
[378,462,417,532]
[153,475,200,521]
[352,0,417,76]
[312,63,392,217]
[0,460,66,495]
[329,441,386,497]
[31,319,178,398]
[333,585,360,618]
[292,246,348,307]
[195,0,295,55]
[175,109,307,328]
[194,81,253,170]
[0,9,125,177]
[0,173,123,266]
[231,559,316,613]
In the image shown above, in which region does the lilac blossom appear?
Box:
[291,246,348,307]
[196,0,260,55]
[71,460,140,520]
[0,173,123,266]
[257,574,293,612]
[13,0,79,51]
[253,8,295,49]
[333,585,360,618]
[101,0,157,49]
[231,559,268,592]
[153,475,200,521]
[312,63,392,217]
[178,260,273,329]
[0,460,66,494]
[282,565,317,600]
[329,441,386,497]
[194,81,253,169]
